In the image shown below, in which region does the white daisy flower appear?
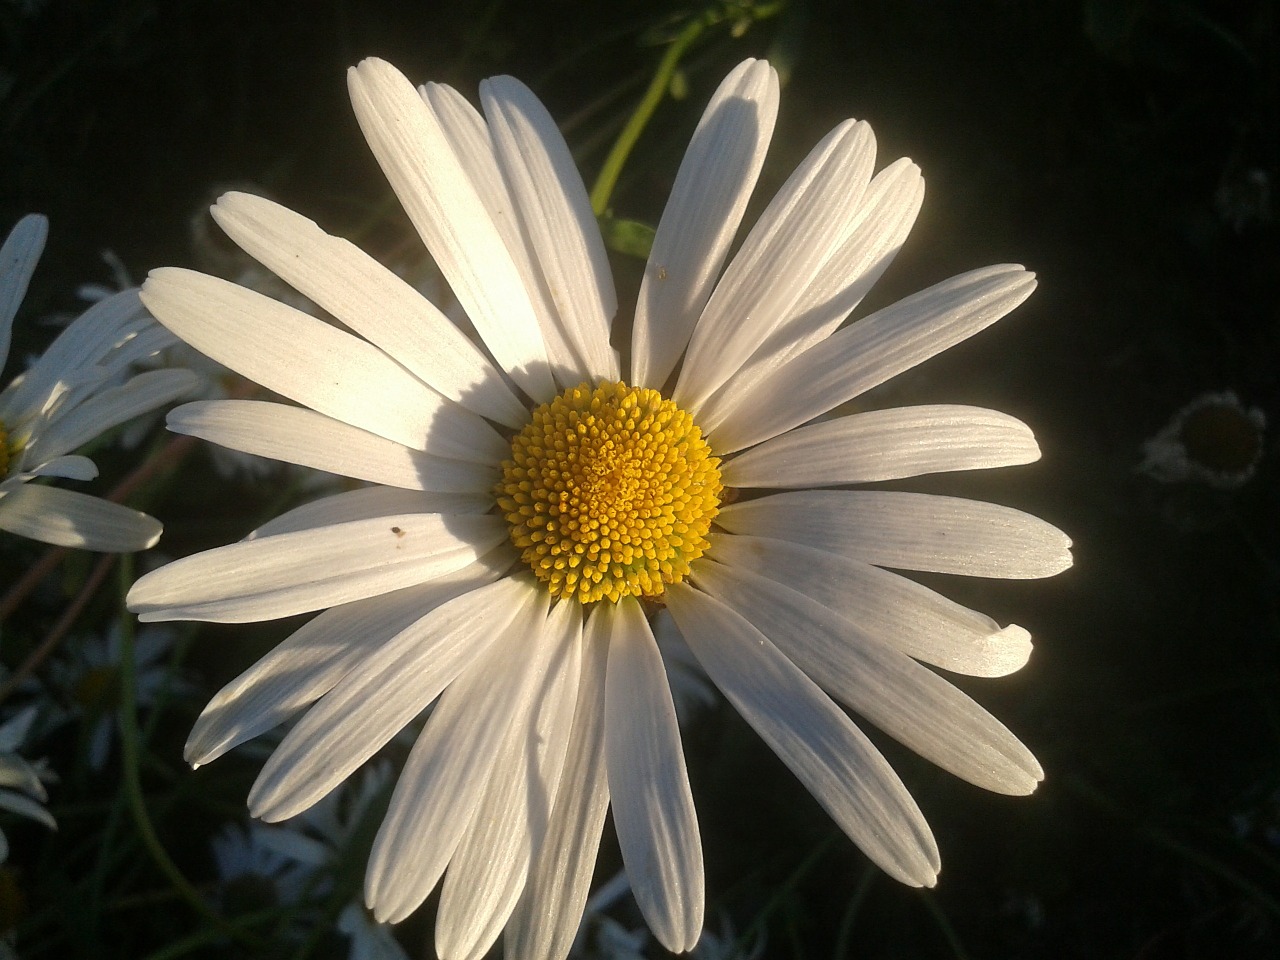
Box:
[1138,390,1265,489]
[210,820,319,941]
[259,763,407,960]
[47,623,189,771]
[127,57,1072,960]
[0,215,200,551]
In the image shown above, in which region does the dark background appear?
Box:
[3,1,1278,958]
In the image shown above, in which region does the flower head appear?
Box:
[128,57,1071,959]
[0,215,199,551]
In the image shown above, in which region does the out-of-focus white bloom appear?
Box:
[1139,390,1266,489]
[0,215,198,550]
[47,624,188,770]
[0,706,56,864]
[129,56,1070,960]
[211,821,314,917]
[256,763,405,960]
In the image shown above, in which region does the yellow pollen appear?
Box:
[498,381,722,604]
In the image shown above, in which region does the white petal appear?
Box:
[3,290,148,422]
[347,58,555,402]
[0,214,48,367]
[25,369,200,464]
[93,319,179,372]
[17,455,97,482]
[422,81,587,388]
[666,583,939,886]
[184,555,511,767]
[706,265,1038,452]
[0,484,160,551]
[248,486,492,539]
[505,601,612,960]
[126,512,506,622]
[604,598,704,953]
[167,400,498,494]
[141,268,505,462]
[674,120,877,412]
[210,192,528,428]
[720,405,1041,488]
[631,59,779,389]
[435,601,582,960]
[771,157,926,362]
[481,75,619,383]
[252,576,534,826]
[696,159,924,420]
[716,491,1073,578]
[693,560,1043,794]
[711,535,1033,677]
[0,790,56,832]
[365,585,565,923]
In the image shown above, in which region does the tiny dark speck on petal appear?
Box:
[391,527,404,537]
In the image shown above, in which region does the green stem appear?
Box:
[588,14,711,215]
[115,559,263,949]
[587,1,788,216]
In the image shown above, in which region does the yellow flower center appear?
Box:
[498,381,722,604]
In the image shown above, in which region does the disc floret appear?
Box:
[498,381,722,604]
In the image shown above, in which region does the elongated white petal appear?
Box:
[694,561,1043,794]
[248,486,492,540]
[711,535,1032,677]
[421,81,584,386]
[720,405,1040,488]
[771,157,926,362]
[184,554,509,767]
[697,159,924,419]
[604,598,704,953]
[250,577,532,826]
[505,602,612,960]
[18,455,97,482]
[0,214,48,367]
[25,369,200,464]
[717,491,1072,578]
[435,601,582,960]
[482,76,619,383]
[127,512,506,622]
[706,265,1037,451]
[141,268,504,462]
[666,583,939,886]
[347,58,555,402]
[674,120,877,412]
[0,485,160,551]
[92,320,178,374]
[211,192,528,427]
[0,790,56,832]
[3,290,148,422]
[632,59,779,389]
[366,586,563,923]
[167,400,498,494]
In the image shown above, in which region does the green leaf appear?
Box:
[598,216,656,259]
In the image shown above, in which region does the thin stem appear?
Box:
[115,557,262,949]
[587,0,787,216]
[588,13,711,215]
